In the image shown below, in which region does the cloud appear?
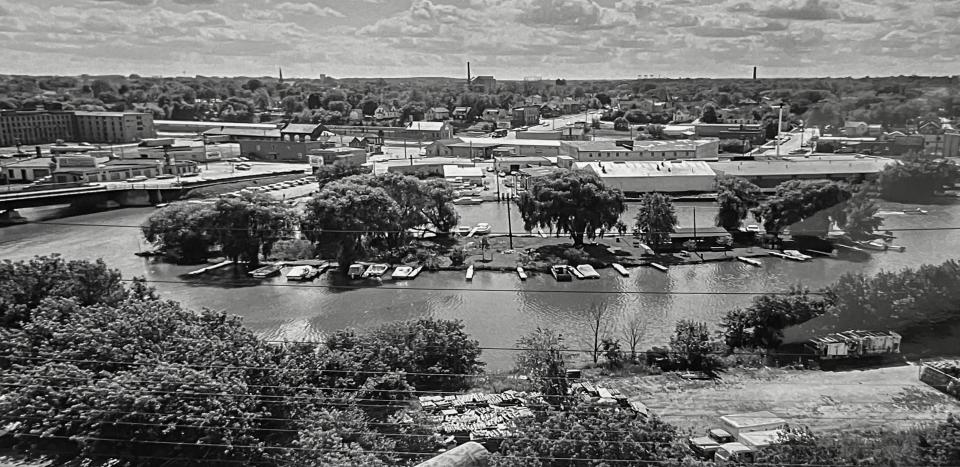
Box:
[91,0,156,5]
[171,0,220,5]
[275,2,345,17]
[758,0,841,21]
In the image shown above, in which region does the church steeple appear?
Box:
[279,67,284,84]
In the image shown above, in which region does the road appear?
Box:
[754,127,820,158]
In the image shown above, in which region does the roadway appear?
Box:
[753,127,820,158]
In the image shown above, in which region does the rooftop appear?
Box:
[1,157,54,168]
[376,157,474,168]
[202,127,282,138]
[281,123,322,134]
[408,121,447,132]
[632,139,715,151]
[446,142,502,149]
[73,111,146,117]
[459,137,561,148]
[720,411,786,429]
[443,165,484,177]
[575,160,716,178]
[708,156,895,177]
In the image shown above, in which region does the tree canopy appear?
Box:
[753,180,852,236]
[714,175,761,230]
[878,158,959,202]
[634,193,677,251]
[516,170,625,247]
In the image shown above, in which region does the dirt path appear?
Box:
[596,364,960,434]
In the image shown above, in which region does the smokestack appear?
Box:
[467,61,471,86]
[753,66,757,80]
[35,146,42,158]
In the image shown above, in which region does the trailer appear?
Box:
[805,330,901,361]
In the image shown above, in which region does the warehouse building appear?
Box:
[708,156,895,188]
[574,160,717,194]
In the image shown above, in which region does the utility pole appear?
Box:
[506,190,514,249]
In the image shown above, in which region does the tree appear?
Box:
[315,160,366,189]
[302,181,404,272]
[634,193,677,251]
[714,175,761,230]
[701,104,718,123]
[418,178,460,234]
[514,328,569,402]
[89,79,115,98]
[207,193,293,266]
[841,186,883,240]
[516,170,625,247]
[619,312,648,363]
[720,287,832,349]
[669,320,718,373]
[281,95,299,114]
[491,402,687,467]
[582,303,610,365]
[245,78,263,91]
[613,116,629,131]
[141,201,216,263]
[878,158,959,202]
[753,180,852,236]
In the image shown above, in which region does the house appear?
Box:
[405,121,454,141]
[481,108,508,122]
[347,109,364,124]
[426,107,451,121]
[843,121,869,137]
[280,123,325,142]
[866,124,885,137]
[239,139,334,161]
[423,138,464,157]
[512,106,540,127]
[2,157,54,183]
[308,147,367,168]
[373,105,400,122]
[452,107,472,121]
[524,94,544,105]
[944,131,960,158]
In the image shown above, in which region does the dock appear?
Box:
[517,267,527,280]
[187,260,234,276]
[465,265,474,280]
[409,266,423,279]
[768,250,807,262]
[649,262,668,272]
[611,263,629,276]
[806,249,835,257]
[736,257,762,267]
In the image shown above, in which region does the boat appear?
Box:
[855,240,888,251]
[286,265,318,281]
[473,223,492,235]
[611,263,630,276]
[576,264,600,279]
[408,265,423,278]
[315,261,331,275]
[465,265,475,281]
[454,225,472,236]
[391,266,414,280]
[188,260,233,276]
[362,263,389,278]
[567,265,585,279]
[902,208,928,215]
[768,250,807,262]
[249,264,283,278]
[736,257,762,267]
[517,267,527,280]
[784,249,812,260]
[347,263,367,279]
[155,203,169,209]
[550,265,572,282]
[453,196,484,205]
[649,262,668,272]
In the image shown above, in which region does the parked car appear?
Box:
[235,164,252,171]
[155,174,175,180]
[125,175,148,182]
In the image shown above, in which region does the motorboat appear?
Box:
[473,223,492,235]
[362,263,389,278]
[855,240,888,251]
[576,264,600,279]
[517,267,527,280]
[783,250,812,260]
[465,265,475,280]
[902,208,928,215]
[391,266,414,280]
[611,263,630,276]
[567,265,585,279]
[315,261,331,275]
[249,264,283,278]
[453,197,484,205]
[347,264,367,279]
[408,266,423,279]
[454,225,473,236]
[550,265,572,282]
[286,265,318,281]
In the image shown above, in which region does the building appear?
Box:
[708,156,895,188]
[446,141,500,160]
[481,108,508,122]
[560,140,719,162]
[309,146,367,167]
[471,75,497,92]
[496,156,556,173]
[460,137,561,157]
[426,107,451,121]
[73,111,156,143]
[452,107,472,121]
[574,160,717,194]
[373,105,400,123]
[405,121,454,141]
[51,158,199,184]
[280,123,325,142]
[239,139,333,161]
[443,165,484,185]
[375,157,474,178]
[512,106,540,127]
[843,121,869,137]
[694,123,763,140]
[944,131,960,158]
[0,110,76,147]
[201,126,282,142]
[2,157,53,183]
[423,138,464,157]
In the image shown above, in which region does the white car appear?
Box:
[125,175,148,182]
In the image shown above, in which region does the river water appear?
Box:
[2,199,958,370]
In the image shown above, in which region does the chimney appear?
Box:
[35,146,42,158]
[467,62,471,86]
[752,66,757,80]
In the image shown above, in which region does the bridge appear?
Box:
[0,183,183,213]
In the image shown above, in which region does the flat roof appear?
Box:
[709,157,895,177]
[459,137,561,148]
[281,123,321,134]
[446,142,501,149]
[157,120,278,130]
[632,139,715,151]
[671,226,730,238]
[720,411,786,428]
[74,111,146,117]
[1,157,54,168]
[204,127,282,138]
[378,157,473,168]
[443,165,484,177]
[574,160,716,178]
[408,121,447,132]
[313,147,364,153]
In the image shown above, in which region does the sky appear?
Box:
[0,0,958,80]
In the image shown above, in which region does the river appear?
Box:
[2,199,958,370]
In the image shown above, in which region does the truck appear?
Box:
[692,411,788,461]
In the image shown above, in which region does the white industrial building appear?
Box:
[560,139,719,162]
[575,160,717,193]
[443,165,484,185]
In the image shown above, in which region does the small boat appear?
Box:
[249,264,283,278]
[736,257,762,267]
[286,265,318,281]
[347,264,367,279]
[567,265,585,279]
[649,262,668,272]
[155,203,169,209]
[473,223,492,235]
[855,240,887,251]
[188,260,233,276]
[454,225,472,236]
[768,250,807,262]
[465,265,475,281]
[550,265,572,282]
[517,267,527,280]
[362,263,389,278]
[784,249,812,260]
[611,263,630,276]
[408,265,423,278]
[576,264,600,279]
[453,196,484,205]
[315,261,331,275]
[391,266,414,280]
[902,208,928,215]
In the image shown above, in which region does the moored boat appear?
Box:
[249,264,283,278]
[550,265,572,282]
[517,267,527,280]
[391,266,414,280]
[649,262,668,272]
[286,265,318,281]
[784,249,812,260]
[453,197,484,205]
[736,256,762,267]
[611,263,630,276]
[454,225,472,236]
[362,263,389,278]
[473,223,492,235]
[567,265,584,279]
[347,264,367,279]
[465,265,475,280]
[576,264,600,279]
[409,265,423,278]
[855,240,888,251]
[902,207,927,215]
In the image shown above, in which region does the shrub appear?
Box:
[269,239,316,261]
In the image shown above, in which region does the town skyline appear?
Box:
[1,0,958,79]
